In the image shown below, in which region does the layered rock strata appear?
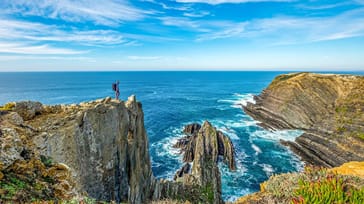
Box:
[243,72,364,167]
[174,123,236,172]
[170,121,230,204]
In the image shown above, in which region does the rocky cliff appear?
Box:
[0,96,227,203]
[243,72,364,167]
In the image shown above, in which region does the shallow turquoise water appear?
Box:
[0,71,361,201]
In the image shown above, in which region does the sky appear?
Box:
[1,0,364,71]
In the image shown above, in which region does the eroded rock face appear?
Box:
[26,95,154,203]
[175,122,236,171]
[1,97,228,203]
[166,121,227,204]
[243,73,364,167]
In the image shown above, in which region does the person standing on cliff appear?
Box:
[112,80,120,100]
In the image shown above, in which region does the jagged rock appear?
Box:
[183,123,201,135]
[173,136,190,149]
[190,121,223,204]
[14,101,43,120]
[217,131,236,170]
[175,122,236,170]
[0,127,23,169]
[154,121,225,204]
[6,112,24,126]
[243,73,364,167]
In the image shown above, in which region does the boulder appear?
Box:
[14,101,43,120]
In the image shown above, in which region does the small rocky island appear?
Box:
[173,122,236,181]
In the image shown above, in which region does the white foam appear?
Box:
[209,121,240,140]
[251,144,262,155]
[250,129,303,142]
[217,93,256,109]
[260,163,274,177]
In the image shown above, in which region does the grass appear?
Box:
[357,132,364,140]
[200,182,214,203]
[0,174,28,200]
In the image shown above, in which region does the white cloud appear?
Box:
[0,19,138,47]
[159,17,210,32]
[183,11,211,17]
[197,22,247,40]
[1,0,148,26]
[196,8,364,43]
[175,0,293,5]
[0,42,86,55]
[297,2,350,10]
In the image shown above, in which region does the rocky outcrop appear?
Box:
[243,73,364,167]
[1,96,227,203]
[14,95,154,203]
[167,121,227,204]
[0,105,76,201]
[174,122,236,171]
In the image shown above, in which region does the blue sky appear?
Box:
[1,0,364,71]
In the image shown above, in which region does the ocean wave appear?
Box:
[217,93,256,109]
[250,129,304,142]
[251,144,262,155]
[260,163,275,177]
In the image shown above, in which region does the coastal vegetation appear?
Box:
[236,164,364,203]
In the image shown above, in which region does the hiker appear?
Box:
[112,80,120,100]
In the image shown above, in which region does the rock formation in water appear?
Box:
[243,72,364,167]
[0,96,226,203]
[174,122,236,174]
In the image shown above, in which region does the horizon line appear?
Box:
[0,69,364,73]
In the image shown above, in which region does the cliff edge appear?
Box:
[0,96,226,203]
[243,72,364,167]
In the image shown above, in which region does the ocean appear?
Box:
[0,71,362,201]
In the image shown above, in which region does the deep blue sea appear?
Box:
[0,71,362,201]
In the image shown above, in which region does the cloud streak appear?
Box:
[1,0,148,26]
[175,0,293,5]
[0,42,86,55]
[160,7,364,44]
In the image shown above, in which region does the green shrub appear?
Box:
[291,169,364,204]
[0,174,28,200]
[357,132,364,140]
[40,155,53,167]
